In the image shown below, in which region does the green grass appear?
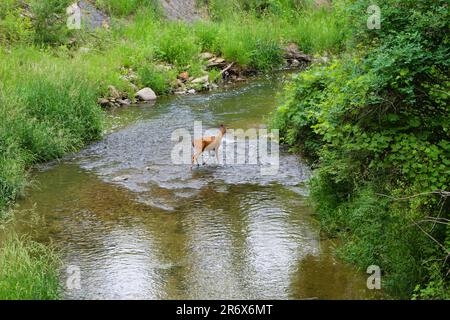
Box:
[290,5,348,53]
[0,47,103,209]
[0,231,60,299]
[95,0,161,17]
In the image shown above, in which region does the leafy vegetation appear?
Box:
[273,0,449,299]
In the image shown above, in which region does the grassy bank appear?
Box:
[273,0,449,299]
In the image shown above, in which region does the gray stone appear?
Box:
[191,75,209,84]
[136,88,157,101]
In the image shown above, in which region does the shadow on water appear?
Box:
[13,74,383,299]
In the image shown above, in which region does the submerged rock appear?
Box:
[112,175,129,182]
[118,98,131,106]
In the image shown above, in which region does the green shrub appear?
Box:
[29,0,72,45]
[0,8,34,45]
[193,21,220,52]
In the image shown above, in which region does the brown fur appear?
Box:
[191,125,226,167]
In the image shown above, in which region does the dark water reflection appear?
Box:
[14,75,381,299]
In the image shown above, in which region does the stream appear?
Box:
[13,74,380,299]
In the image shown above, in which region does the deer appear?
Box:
[191,124,227,168]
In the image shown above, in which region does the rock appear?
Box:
[135,88,157,101]
[214,57,225,64]
[178,71,189,81]
[199,52,215,60]
[155,63,174,71]
[108,85,121,99]
[118,99,131,106]
[284,43,312,62]
[187,89,196,94]
[314,55,330,64]
[97,98,110,107]
[290,59,300,67]
[191,75,209,84]
[112,175,129,182]
[207,57,227,68]
[314,0,331,7]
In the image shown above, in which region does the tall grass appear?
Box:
[95,0,161,17]
[290,5,348,53]
[0,232,60,299]
[0,47,103,209]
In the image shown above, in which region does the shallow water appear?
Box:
[14,74,381,299]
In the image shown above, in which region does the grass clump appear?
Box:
[0,231,60,300]
[94,0,161,17]
[0,47,103,208]
[137,64,176,95]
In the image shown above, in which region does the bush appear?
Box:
[0,7,34,45]
[273,0,450,298]
[29,0,72,45]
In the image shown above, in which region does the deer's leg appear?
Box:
[203,150,213,165]
[215,146,220,164]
